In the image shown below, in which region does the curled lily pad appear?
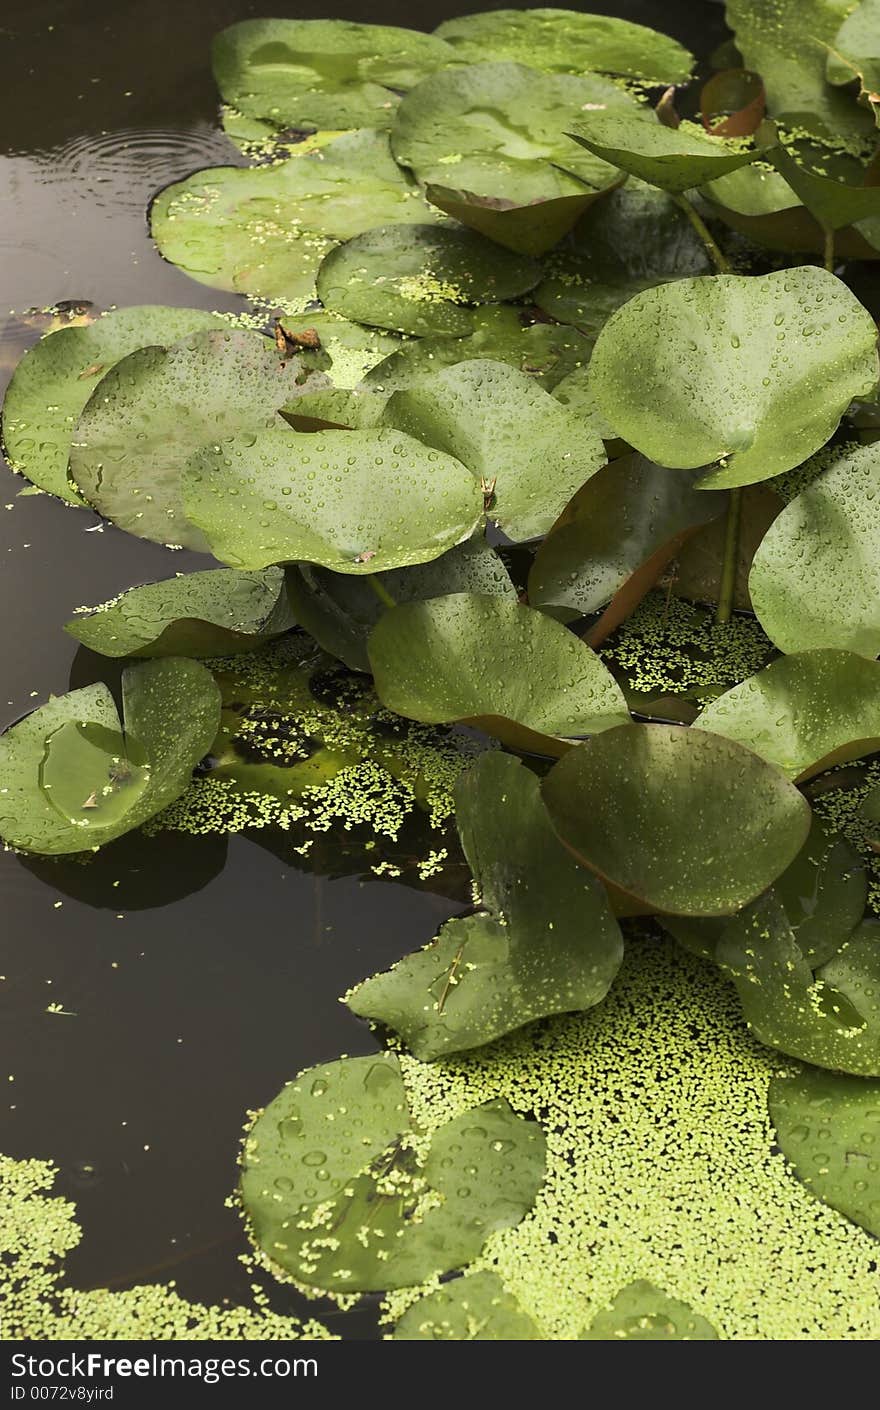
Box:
[316,224,541,337]
[580,1282,718,1340]
[368,593,630,755]
[695,650,880,781]
[64,567,295,659]
[719,904,880,1076]
[542,723,811,916]
[701,68,766,138]
[348,752,623,1058]
[1,306,225,504]
[393,1271,543,1340]
[0,660,220,855]
[589,268,879,488]
[240,1053,546,1292]
[767,136,880,232]
[528,455,726,637]
[383,358,606,541]
[434,10,693,84]
[184,423,483,573]
[827,0,880,123]
[212,19,453,131]
[566,114,764,192]
[749,443,880,657]
[70,328,320,549]
[770,1067,880,1237]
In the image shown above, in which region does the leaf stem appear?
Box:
[823,227,835,273]
[716,488,743,625]
[672,193,732,274]
[367,575,397,610]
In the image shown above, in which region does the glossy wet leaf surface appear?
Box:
[580,1280,718,1339]
[392,1270,543,1340]
[566,114,763,193]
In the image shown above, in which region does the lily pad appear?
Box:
[589,268,879,489]
[240,1053,546,1291]
[671,483,782,612]
[566,114,764,193]
[69,328,319,549]
[767,138,880,231]
[382,358,606,541]
[64,567,295,659]
[1,306,225,504]
[434,10,693,84]
[368,593,630,755]
[393,1271,543,1340]
[770,1067,880,1237]
[347,752,623,1057]
[827,0,880,123]
[184,423,483,573]
[542,723,811,916]
[0,660,220,855]
[315,224,541,337]
[580,1281,718,1340]
[695,650,880,781]
[212,19,453,132]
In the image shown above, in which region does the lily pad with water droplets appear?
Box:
[589,268,879,489]
[580,1281,718,1340]
[368,593,630,755]
[566,114,764,193]
[542,722,811,916]
[64,567,296,659]
[0,660,220,855]
[347,752,622,1058]
[240,1052,546,1292]
[393,1272,542,1340]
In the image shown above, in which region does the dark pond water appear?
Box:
[0,0,728,1338]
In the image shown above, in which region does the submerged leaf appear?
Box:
[580,1281,718,1340]
[393,1271,543,1340]
[566,114,763,193]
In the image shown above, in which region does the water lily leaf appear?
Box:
[368,593,630,755]
[434,10,693,84]
[64,567,295,659]
[69,328,318,549]
[0,660,220,855]
[701,68,766,137]
[672,483,782,612]
[719,902,880,1075]
[184,423,483,573]
[280,386,389,432]
[348,752,622,1057]
[542,723,811,916]
[315,224,541,337]
[392,62,642,254]
[696,650,880,781]
[768,140,880,230]
[393,1271,543,1340]
[827,0,880,123]
[566,114,764,193]
[1,307,226,504]
[240,1052,546,1292]
[286,539,515,673]
[749,442,880,656]
[212,18,453,132]
[589,269,879,489]
[382,359,606,541]
[534,180,711,335]
[580,1281,718,1340]
[151,129,438,304]
[770,1067,880,1237]
[528,455,726,637]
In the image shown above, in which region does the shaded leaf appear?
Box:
[393,1271,543,1340]
[566,114,764,193]
[768,138,880,230]
[580,1281,718,1340]
[701,68,766,137]
[827,0,880,123]
[672,483,781,612]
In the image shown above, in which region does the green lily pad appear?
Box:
[64,567,295,659]
[286,539,516,673]
[382,358,606,541]
[770,1067,880,1237]
[347,752,622,1058]
[280,386,389,432]
[368,593,630,755]
[719,904,880,1076]
[768,139,880,230]
[528,455,726,636]
[542,723,811,916]
[184,423,483,573]
[315,224,541,337]
[828,0,880,122]
[1,306,226,504]
[589,268,879,489]
[580,1281,718,1340]
[151,129,437,305]
[695,650,880,781]
[69,328,321,549]
[0,660,220,855]
[749,442,880,657]
[393,1271,543,1340]
[434,10,693,84]
[671,483,782,612]
[240,1053,546,1291]
[212,19,453,132]
[566,114,764,193]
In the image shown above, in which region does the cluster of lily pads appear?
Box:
[4,4,880,1338]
